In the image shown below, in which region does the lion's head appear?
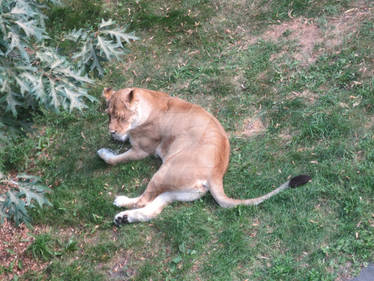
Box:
[103,87,137,142]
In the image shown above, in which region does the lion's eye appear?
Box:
[114,113,126,120]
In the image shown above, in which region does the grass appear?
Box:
[2,0,374,280]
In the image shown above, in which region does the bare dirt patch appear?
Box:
[235,116,266,137]
[101,229,172,280]
[235,4,373,65]
[326,5,373,48]
[264,17,323,65]
[104,249,137,280]
[0,220,48,281]
[364,116,374,129]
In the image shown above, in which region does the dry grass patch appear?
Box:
[289,90,319,105]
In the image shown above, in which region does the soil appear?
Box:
[0,220,48,280]
[236,117,266,137]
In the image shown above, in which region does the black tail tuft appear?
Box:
[289,175,311,188]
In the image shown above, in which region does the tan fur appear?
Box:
[97,88,300,224]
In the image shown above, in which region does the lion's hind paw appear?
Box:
[114,212,129,226]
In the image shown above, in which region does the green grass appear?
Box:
[27,234,57,262]
[2,0,374,280]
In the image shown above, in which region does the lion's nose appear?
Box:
[110,130,117,136]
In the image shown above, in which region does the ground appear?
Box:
[1,0,374,280]
[0,220,47,280]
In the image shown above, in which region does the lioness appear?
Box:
[97,88,310,225]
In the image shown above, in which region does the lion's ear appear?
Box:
[128,89,134,103]
[103,87,115,101]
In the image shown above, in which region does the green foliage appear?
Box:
[67,19,138,76]
[0,0,138,137]
[27,233,57,261]
[0,174,52,226]
[0,0,48,115]
[0,0,138,226]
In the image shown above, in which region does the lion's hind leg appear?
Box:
[113,188,206,225]
[114,192,173,225]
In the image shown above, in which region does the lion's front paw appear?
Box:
[97,148,116,164]
[114,211,129,226]
[113,196,130,207]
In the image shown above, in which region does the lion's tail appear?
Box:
[209,175,311,208]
